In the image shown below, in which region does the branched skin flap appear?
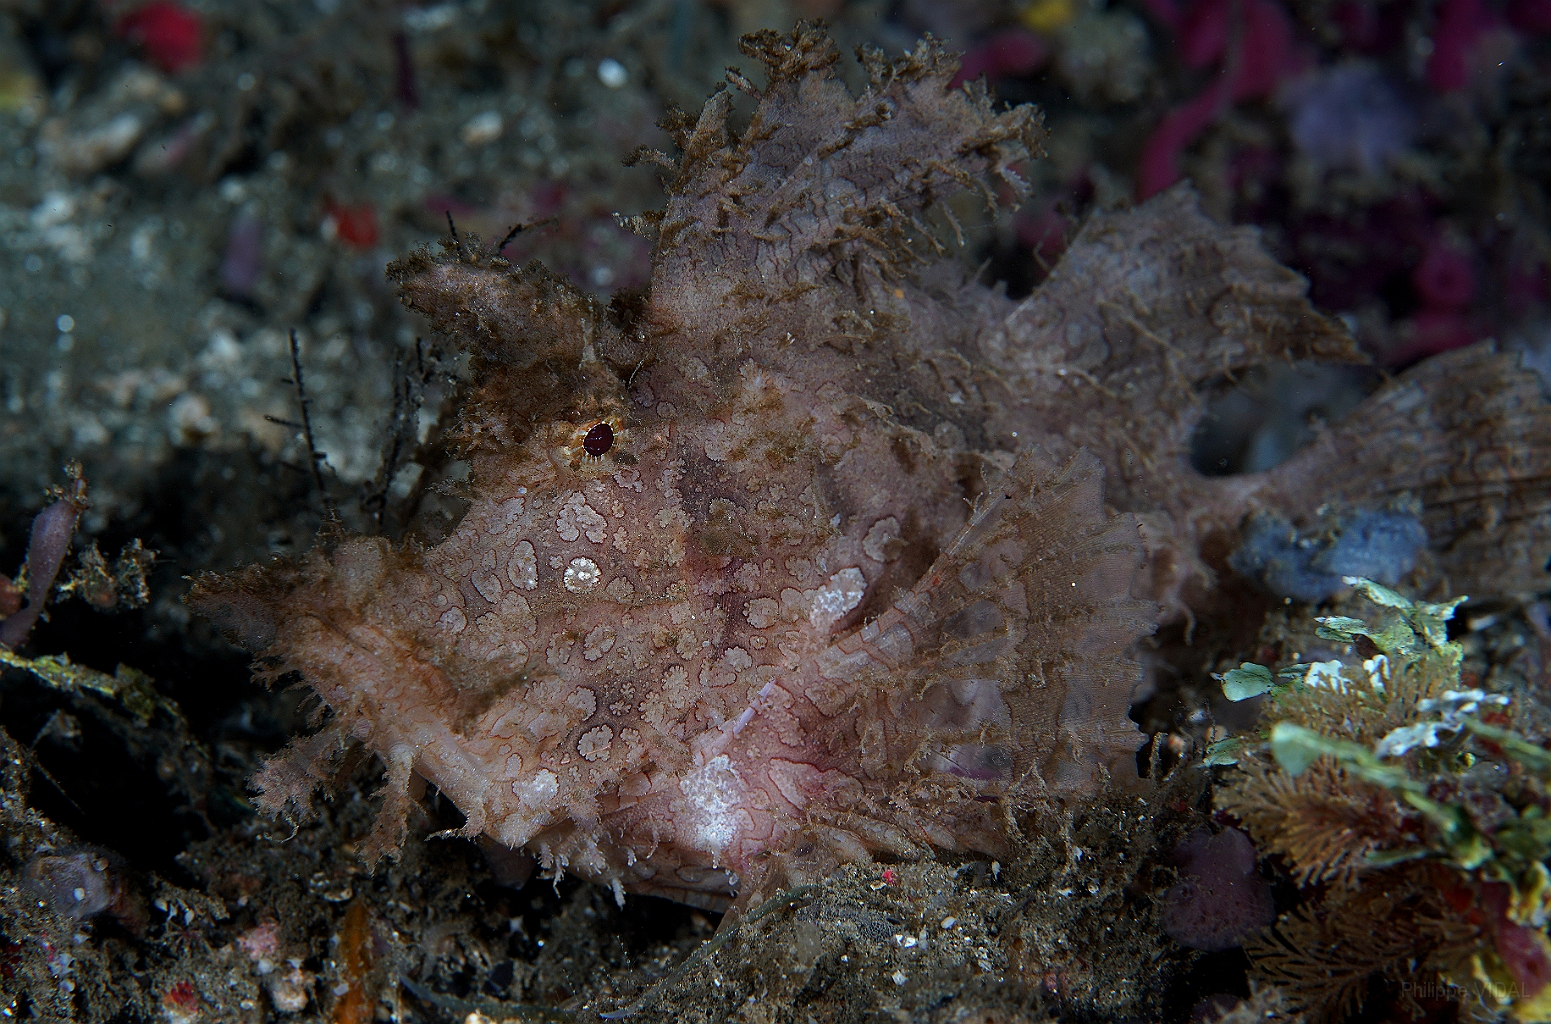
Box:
[192,25,1551,911]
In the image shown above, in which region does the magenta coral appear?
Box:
[949,28,1050,89]
[1138,0,1298,198]
[1138,79,1230,200]
[1426,0,1492,91]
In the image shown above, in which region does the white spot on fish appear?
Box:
[565,557,602,593]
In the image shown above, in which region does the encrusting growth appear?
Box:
[192,25,1551,913]
[1210,581,1551,1022]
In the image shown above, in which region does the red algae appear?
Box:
[114,2,204,75]
[325,201,380,250]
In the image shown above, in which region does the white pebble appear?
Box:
[461,111,503,146]
[597,58,628,88]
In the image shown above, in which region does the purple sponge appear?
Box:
[1162,828,1276,951]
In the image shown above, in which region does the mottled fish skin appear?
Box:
[192,25,1551,911]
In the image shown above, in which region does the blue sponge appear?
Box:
[1230,508,1427,602]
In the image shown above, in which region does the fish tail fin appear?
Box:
[1275,343,1551,596]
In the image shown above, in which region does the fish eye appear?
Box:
[582,422,614,458]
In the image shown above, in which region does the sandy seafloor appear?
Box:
[0,0,1548,1021]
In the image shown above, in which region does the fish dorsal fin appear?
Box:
[650,25,1045,318]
